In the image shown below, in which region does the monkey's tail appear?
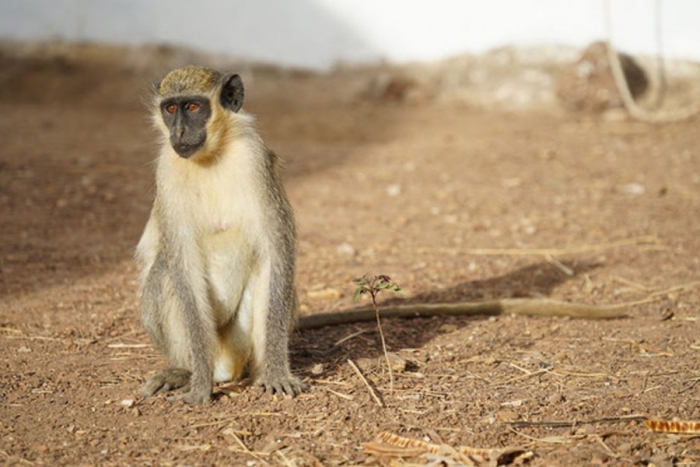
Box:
[297,298,626,330]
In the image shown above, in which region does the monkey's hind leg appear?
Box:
[142,368,191,397]
[250,268,306,397]
[140,252,203,401]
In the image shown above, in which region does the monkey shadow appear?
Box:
[290,259,601,381]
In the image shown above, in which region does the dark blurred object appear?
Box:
[555,41,648,112]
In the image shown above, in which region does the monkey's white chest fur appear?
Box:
[148,140,270,382]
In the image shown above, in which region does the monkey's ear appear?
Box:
[220,74,245,112]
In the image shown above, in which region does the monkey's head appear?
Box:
[155,66,245,160]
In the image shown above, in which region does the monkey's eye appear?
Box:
[186,102,201,112]
[164,104,177,114]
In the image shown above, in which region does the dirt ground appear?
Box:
[1,43,699,466]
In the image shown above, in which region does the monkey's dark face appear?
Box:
[157,72,245,159]
[160,97,212,159]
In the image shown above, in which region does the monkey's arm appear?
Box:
[135,214,160,285]
[164,230,216,403]
[297,298,626,330]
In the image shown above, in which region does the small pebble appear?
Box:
[620,183,645,195]
[336,242,355,256]
[386,184,401,197]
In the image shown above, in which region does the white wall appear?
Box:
[0,0,697,69]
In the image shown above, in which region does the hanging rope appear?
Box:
[604,0,700,123]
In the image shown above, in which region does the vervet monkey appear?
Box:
[137,66,303,403]
[137,66,626,404]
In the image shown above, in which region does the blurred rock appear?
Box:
[555,41,648,112]
[381,76,417,102]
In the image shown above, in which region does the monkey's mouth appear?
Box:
[172,143,201,159]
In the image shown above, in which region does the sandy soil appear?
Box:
[1,43,699,466]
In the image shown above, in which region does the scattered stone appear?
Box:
[438,324,458,333]
[386,184,401,197]
[381,76,418,102]
[336,242,356,256]
[386,352,407,372]
[620,183,645,195]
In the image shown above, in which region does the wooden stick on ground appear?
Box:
[348,359,383,408]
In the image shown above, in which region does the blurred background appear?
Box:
[2,0,699,69]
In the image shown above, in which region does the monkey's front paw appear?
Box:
[142,368,191,397]
[256,374,307,397]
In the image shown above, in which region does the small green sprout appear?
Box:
[353,274,405,303]
[352,274,405,394]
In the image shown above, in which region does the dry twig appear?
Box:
[645,419,700,434]
[223,428,271,465]
[364,431,530,466]
[423,235,663,256]
[509,414,647,429]
[348,359,383,408]
[107,343,148,349]
[325,387,354,401]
